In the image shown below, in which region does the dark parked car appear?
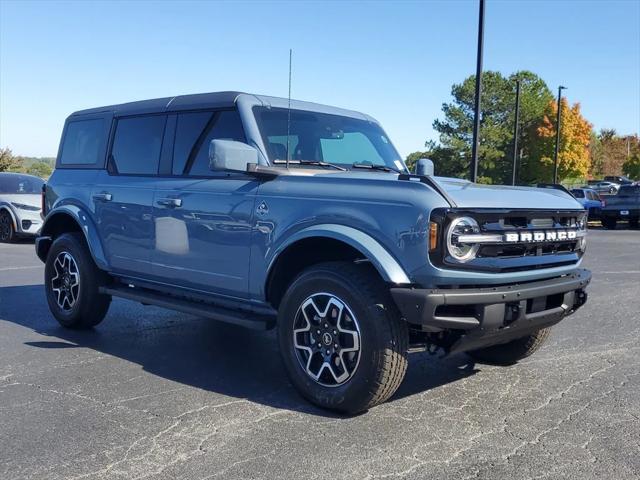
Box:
[36,91,591,413]
[601,185,640,229]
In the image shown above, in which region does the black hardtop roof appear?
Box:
[70,91,246,117]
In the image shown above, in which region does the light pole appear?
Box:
[470,0,485,183]
[553,85,567,184]
[511,79,521,185]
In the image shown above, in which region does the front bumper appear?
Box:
[14,210,42,236]
[391,269,591,354]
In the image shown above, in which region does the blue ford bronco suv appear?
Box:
[37,92,591,413]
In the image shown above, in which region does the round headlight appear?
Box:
[446,216,480,262]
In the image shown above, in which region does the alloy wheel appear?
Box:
[292,292,361,387]
[50,252,80,311]
[0,214,11,241]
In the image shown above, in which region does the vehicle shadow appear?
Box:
[0,284,478,417]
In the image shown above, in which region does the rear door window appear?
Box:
[60,118,105,165]
[172,110,246,176]
[111,115,167,175]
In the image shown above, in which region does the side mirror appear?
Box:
[209,139,259,172]
[415,158,435,176]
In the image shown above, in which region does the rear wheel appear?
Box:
[44,233,111,329]
[277,262,408,414]
[602,217,617,230]
[468,327,551,365]
[0,210,16,243]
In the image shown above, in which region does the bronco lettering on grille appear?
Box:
[505,230,578,243]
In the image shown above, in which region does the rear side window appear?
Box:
[111,115,167,175]
[172,110,245,176]
[60,119,105,165]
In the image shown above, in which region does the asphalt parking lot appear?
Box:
[1,229,639,480]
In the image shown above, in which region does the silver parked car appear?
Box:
[0,172,44,242]
[589,181,620,195]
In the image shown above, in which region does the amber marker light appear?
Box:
[429,222,439,251]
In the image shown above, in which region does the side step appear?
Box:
[100,285,275,330]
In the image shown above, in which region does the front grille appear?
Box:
[430,208,587,273]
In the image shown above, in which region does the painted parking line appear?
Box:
[0,265,42,272]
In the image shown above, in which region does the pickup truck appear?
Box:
[601,184,640,229]
[36,91,591,413]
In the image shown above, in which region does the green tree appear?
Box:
[26,161,53,179]
[429,70,553,183]
[0,147,18,172]
[623,153,640,180]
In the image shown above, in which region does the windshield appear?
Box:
[0,174,44,194]
[253,107,406,172]
[571,189,585,198]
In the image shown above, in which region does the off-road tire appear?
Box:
[45,233,111,329]
[602,217,617,230]
[468,327,552,365]
[0,210,16,243]
[277,261,409,414]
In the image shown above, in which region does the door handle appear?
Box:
[156,198,182,208]
[93,192,112,202]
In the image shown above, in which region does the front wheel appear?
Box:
[277,262,408,414]
[0,210,16,243]
[468,327,551,365]
[44,233,111,329]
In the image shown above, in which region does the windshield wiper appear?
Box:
[351,162,400,173]
[273,159,346,171]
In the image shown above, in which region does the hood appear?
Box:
[0,194,41,209]
[433,177,583,210]
[305,170,583,210]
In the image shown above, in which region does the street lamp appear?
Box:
[553,85,567,184]
[511,79,521,185]
[470,0,485,183]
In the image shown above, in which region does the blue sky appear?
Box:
[1,0,639,158]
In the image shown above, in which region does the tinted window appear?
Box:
[172,110,246,176]
[60,119,105,165]
[0,174,44,194]
[571,189,585,198]
[111,116,167,175]
[618,185,640,196]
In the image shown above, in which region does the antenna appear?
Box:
[286,48,292,169]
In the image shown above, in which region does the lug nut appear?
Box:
[326,350,330,355]
[324,323,328,328]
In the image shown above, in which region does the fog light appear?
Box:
[21,220,32,230]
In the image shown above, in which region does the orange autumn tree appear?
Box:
[528,98,592,183]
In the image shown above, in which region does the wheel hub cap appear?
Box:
[51,252,80,311]
[292,293,361,387]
